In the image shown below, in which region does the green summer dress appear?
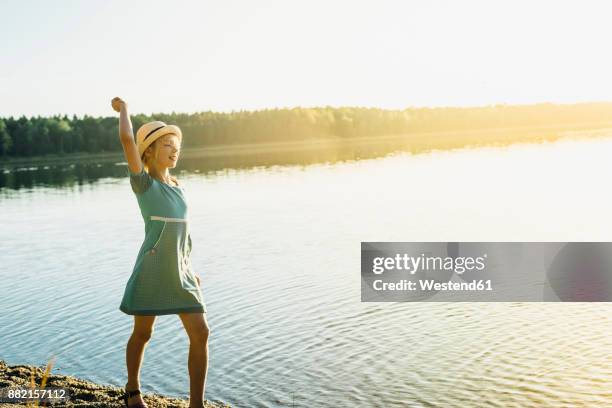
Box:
[119,166,207,316]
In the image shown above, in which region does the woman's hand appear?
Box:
[111,97,126,112]
[195,275,201,287]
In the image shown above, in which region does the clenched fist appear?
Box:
[111,97,126,112]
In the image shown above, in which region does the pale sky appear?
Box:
[2,0,612,117]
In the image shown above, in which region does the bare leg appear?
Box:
[125,315,156,407]
[178,312,210,408]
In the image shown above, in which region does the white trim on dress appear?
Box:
[150,216,188,223]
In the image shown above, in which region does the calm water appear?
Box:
[2,138,612,407]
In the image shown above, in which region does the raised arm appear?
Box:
[112,97,143,174]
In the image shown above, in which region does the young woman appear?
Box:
[111,97,210,408]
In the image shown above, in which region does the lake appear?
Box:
[2,137,612,407]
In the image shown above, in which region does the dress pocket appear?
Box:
[148,221,167,255]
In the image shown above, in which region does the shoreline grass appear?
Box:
[0,359,229,408]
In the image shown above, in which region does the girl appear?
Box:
[111,97,210,408]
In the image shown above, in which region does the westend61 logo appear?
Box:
[372,253,487,275]
[361,242,612,302]
[368,251,491,294]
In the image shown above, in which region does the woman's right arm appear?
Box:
[112,97,143,174]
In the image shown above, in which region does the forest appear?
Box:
[2,102,612,158]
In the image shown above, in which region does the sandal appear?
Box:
[122,388,147,408]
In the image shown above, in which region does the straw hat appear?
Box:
[136,121,182,158]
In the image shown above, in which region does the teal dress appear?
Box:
[119,166,207,316]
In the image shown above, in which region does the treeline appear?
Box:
[2,102,612,158]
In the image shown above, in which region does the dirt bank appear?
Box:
[0,360,230,407]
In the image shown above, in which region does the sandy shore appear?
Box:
[0,360,230,407]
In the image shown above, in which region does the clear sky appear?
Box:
[2,0,612,117]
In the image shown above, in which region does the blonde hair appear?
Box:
[142,139,178,185]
